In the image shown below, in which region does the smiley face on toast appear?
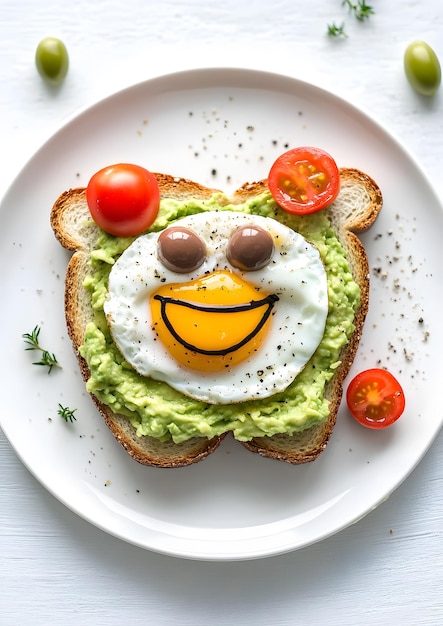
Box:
[104,211,328,404]
[51,154,382,466]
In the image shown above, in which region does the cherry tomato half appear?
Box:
[86,164,160,237]
[346,368,405,429]
[268,147,340,215]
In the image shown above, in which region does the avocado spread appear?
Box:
[79,191,360,443]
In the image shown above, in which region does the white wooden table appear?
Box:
[1,2,442,624]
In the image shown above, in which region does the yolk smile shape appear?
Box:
[154,293,279,355]
[150,270,279,372]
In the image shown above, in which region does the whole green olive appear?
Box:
[35,37,69,85]
[404,40,441,96]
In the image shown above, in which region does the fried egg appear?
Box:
[104,211,328,404]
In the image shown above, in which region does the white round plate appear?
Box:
[1,68,442,561]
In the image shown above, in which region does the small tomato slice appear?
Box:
[346,368,405,429]
[86,163,160,237]
[268,146,340,215]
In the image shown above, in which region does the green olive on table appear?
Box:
[404,40,441,96]
[35,37,69,85]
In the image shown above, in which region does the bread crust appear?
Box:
[50,169,382,467]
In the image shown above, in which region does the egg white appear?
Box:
[104,211,328,404]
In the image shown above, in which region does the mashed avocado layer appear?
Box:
[79,191,360,443]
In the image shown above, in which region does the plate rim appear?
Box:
[1,65,442,561]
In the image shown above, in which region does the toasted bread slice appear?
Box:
[50,169,382,467]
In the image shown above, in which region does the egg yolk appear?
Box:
[150,270,278,372]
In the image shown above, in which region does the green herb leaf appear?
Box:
[22,325,42,350]
[57,404,77,423]
[22,325,61,374]
[342,0,375,22]
[327,22,348,38]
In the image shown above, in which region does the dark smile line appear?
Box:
[153,293,279,356]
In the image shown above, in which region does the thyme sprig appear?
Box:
[342,0,375,22]
[58,404,77,423]
[22,325,61,374]
[327,22,348,38]
[327,1,374,38]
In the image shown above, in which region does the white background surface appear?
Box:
[1,1,442,624]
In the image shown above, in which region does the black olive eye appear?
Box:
[157,226,206,273]
[227,224,274,271]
